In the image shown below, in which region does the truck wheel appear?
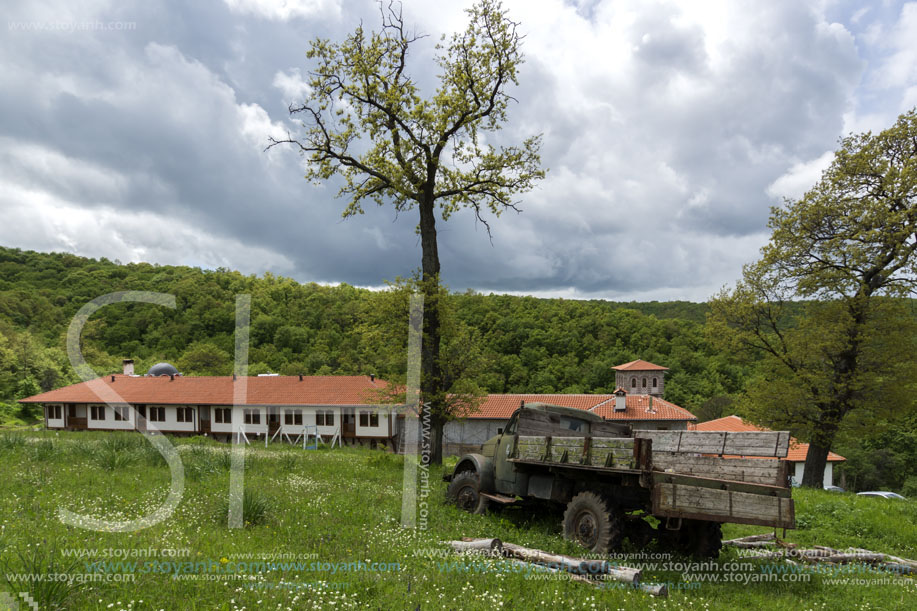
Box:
[671,520,723,558]
[562,491,623,553]
[447,471,490,515]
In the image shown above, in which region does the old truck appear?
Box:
[444,403,794,558]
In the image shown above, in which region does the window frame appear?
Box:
[214,408,231,424]
[176,407,195,423]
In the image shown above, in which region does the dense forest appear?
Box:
[1,245,914,494]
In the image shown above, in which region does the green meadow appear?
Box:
[1,430,914,610]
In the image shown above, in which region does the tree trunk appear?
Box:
[418,196,445,465]
[801,440,830,488]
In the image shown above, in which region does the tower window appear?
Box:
[642,378,647,388]
[631,379,636,388]
[653,377,657,387]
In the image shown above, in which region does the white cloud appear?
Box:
[223,0,340,21]
[766,151,835,202]
[0,179,296,275]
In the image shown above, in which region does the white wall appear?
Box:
[86,403,135,430]
[444,419,505,446]
[305,407,341,437]
[145,405,196,433]
[278,407,315,434]
[46,404,65,428]
[210,406,235,434]
[226,406,267,435]
[791,461,835,488]
[355,409,390,438]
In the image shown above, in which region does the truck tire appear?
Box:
[562,491,623,553]
[447,471,490,515]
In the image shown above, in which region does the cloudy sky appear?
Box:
[2,0,916,301]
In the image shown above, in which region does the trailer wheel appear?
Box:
[671,520,723,559]
[446,471,490,515]
[562,491,623,553]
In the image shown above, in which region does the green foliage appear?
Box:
[218,489,271,527]
[1,542,86,610]
[0,244,738,417]
[709,108,917,487]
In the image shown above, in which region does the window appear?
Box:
[214,408,231,424]
[559,417,586,432]
[652,377,657,388]
[243,409,261,425]
[48,405,62,420]
[642,377,647,388]
[631,378,636,388]
[113,406,130,421]
[358,411,379,427]
[284,410,303,426]
[316,410,334,427]
[90,405,106,420]
[149,407,165,422]
[176,407,195,423]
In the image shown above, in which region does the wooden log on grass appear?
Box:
[723,533,776,545]
[723,540,778,549]
[502,542,641,583]
[448,538,503,554]
[504,559,667,597]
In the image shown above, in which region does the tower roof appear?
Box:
[611,359,669,371]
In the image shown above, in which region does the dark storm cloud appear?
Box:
[1,0,915,300]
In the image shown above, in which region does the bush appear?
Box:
[0,432,26,452]
[902,476,917,499]
[219,490,270,527]
[93,446,137,471]
[1,542,85,610]
[28,438,56,461]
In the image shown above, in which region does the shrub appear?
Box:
[1,543,85,610]
[219,490,270,527]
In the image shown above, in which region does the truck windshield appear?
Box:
[558,417,586,433]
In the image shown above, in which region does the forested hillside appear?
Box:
[2,245,914,494]
[0,245,741,416]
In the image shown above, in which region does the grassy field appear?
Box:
[0,430,915,610]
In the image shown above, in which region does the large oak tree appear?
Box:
[709,109,917,487]
[270,0,544,463]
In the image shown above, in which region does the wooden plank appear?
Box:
[549,436,585,463]
[653,483,794,529]
[517,409,588,437]
[652,453,789,486]
[652,472,791,498]
[636,431,790,458]
[588,437,637,469]
[590,421,631,438]
[515,435,548,461]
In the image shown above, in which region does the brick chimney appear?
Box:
[122,359,134,376]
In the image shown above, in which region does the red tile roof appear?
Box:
[460,395,613,419]
[19,375,389,406]
[592,394,697,422]
[462,393,696,422]
[612,359,669,371]
[695,416,845,462]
